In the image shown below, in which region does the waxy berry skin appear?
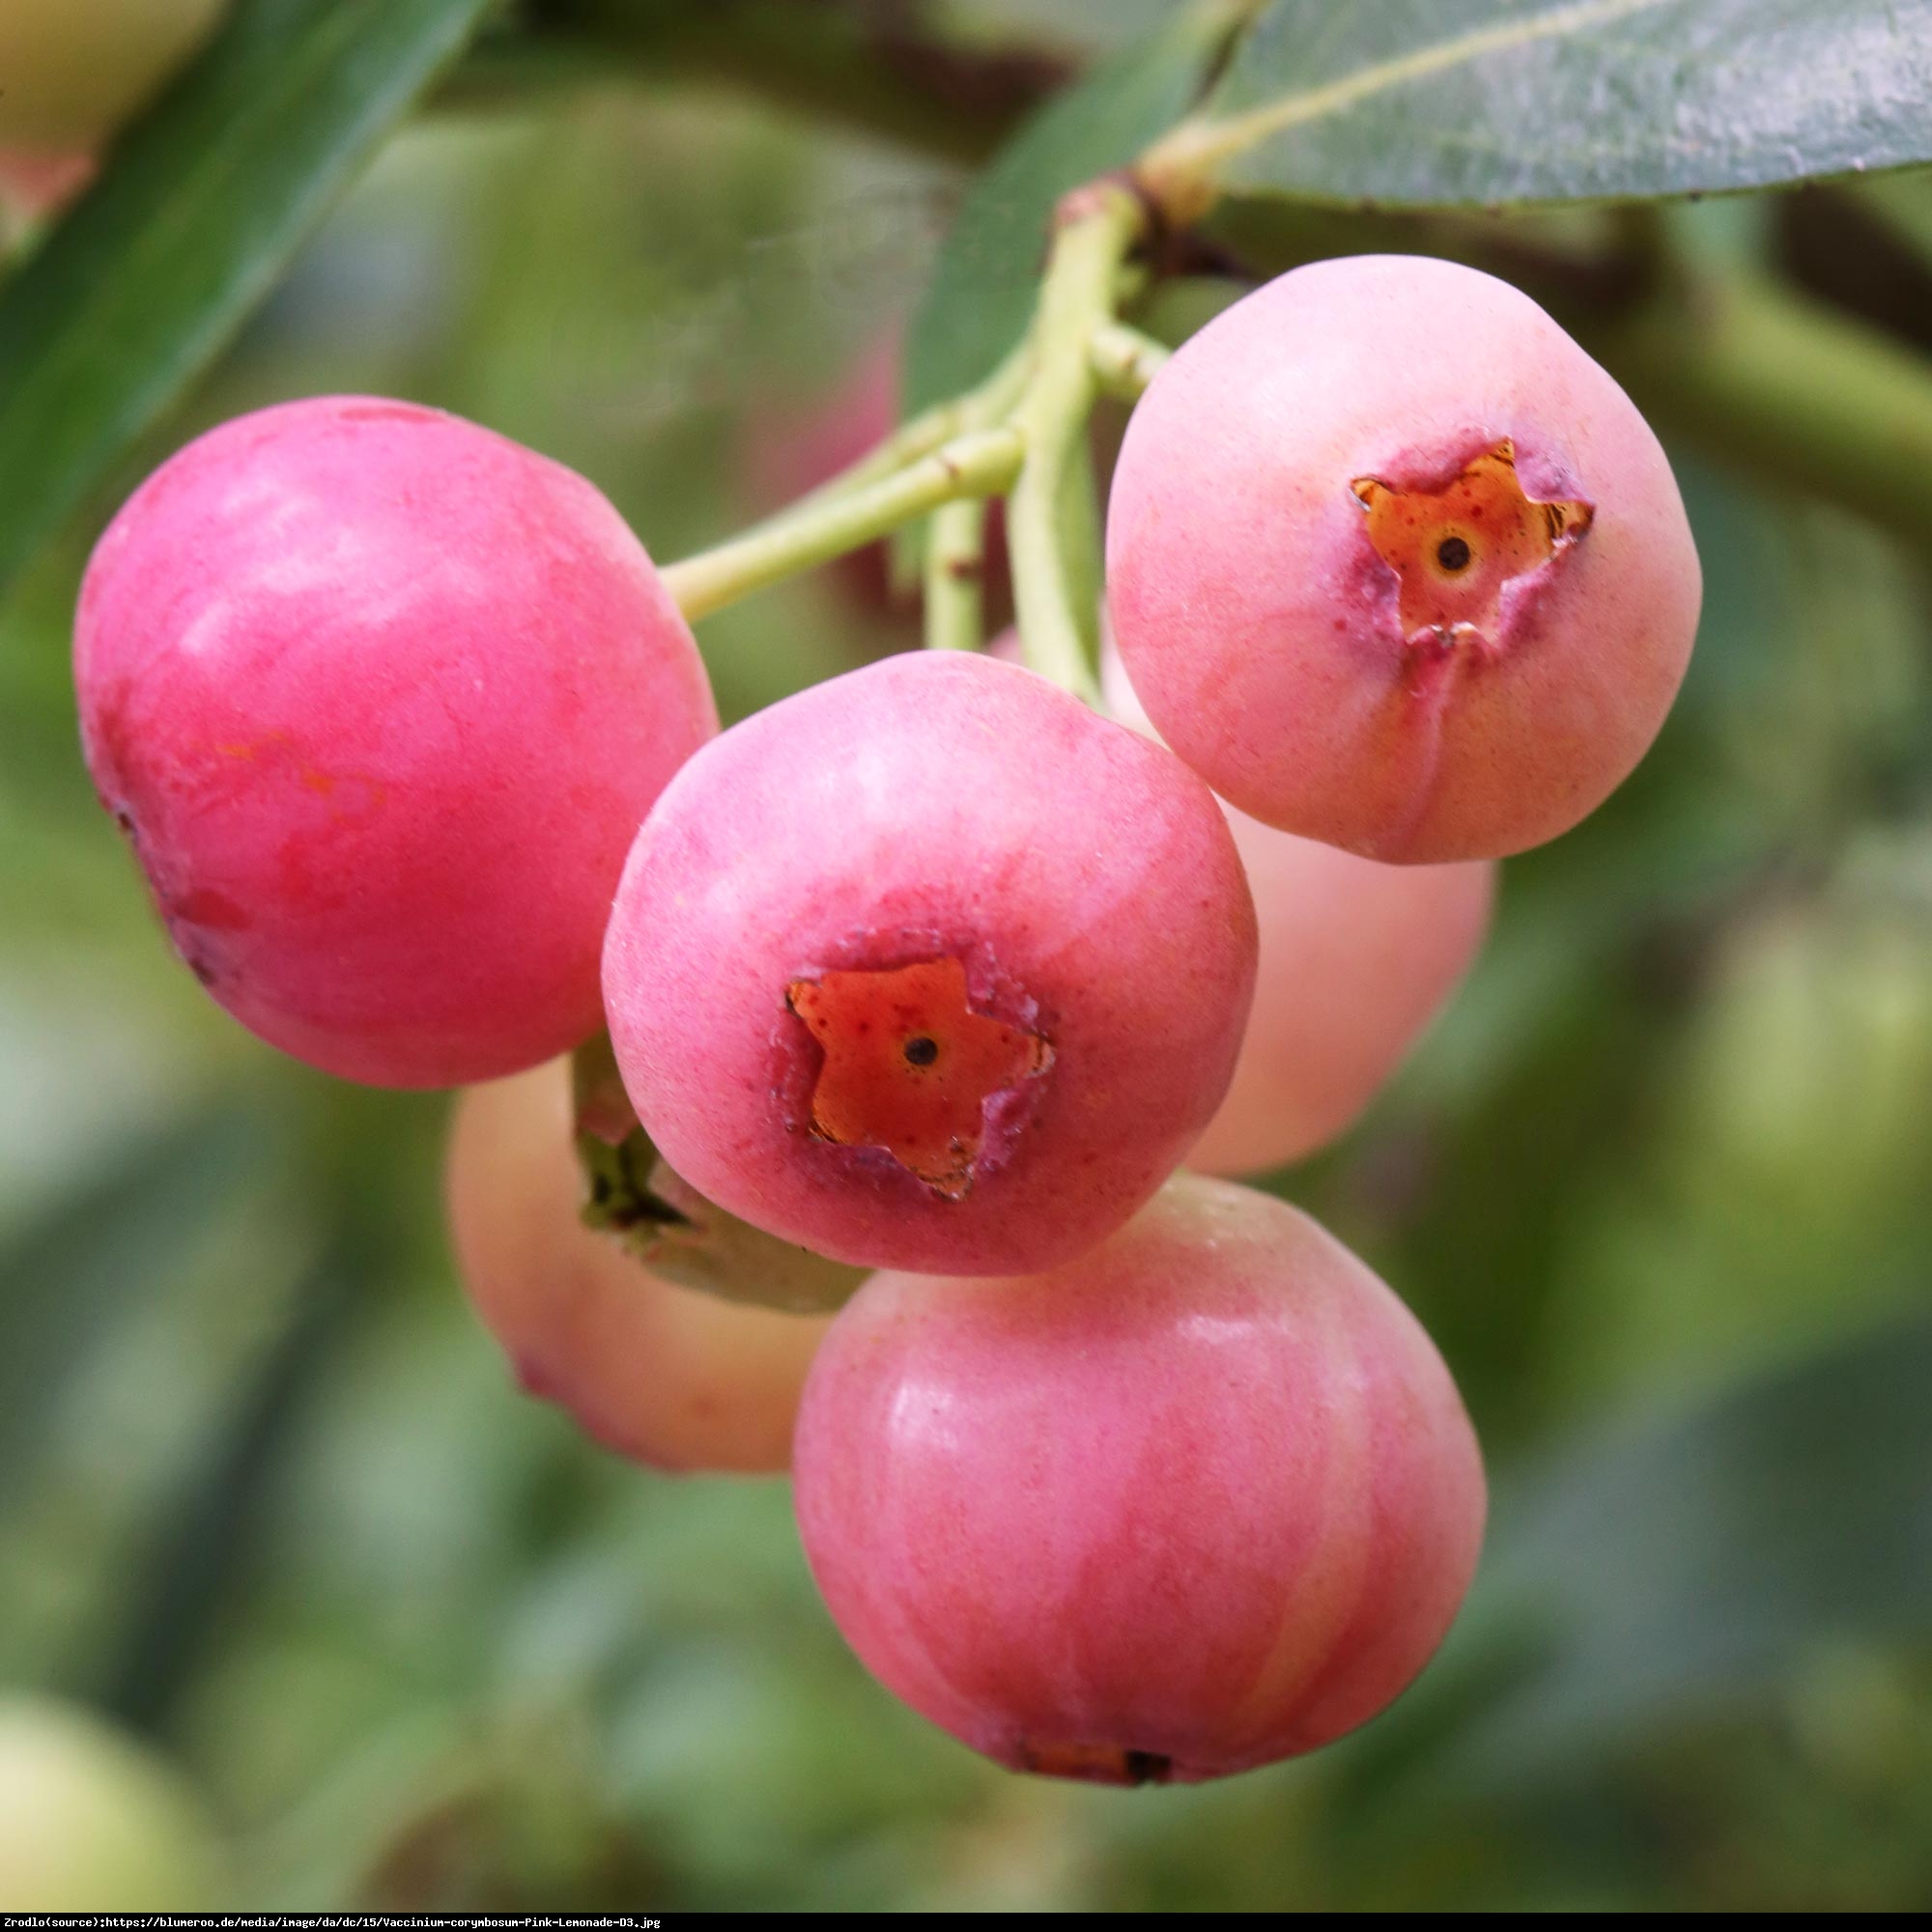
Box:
[601,651,1258,1276]
[793,1174,1487,1783]
[1195,812,1494,1174]
[1098,643,1494,1176]
[75,396,717,1088]
[446,1063,829,1474]
[1106,255,1701,864]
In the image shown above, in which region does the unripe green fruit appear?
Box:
[0,1697,228,1909]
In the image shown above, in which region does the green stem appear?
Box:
[1089,321,1172,402]
[923,497,986,651]
[785,339,1031,523]
[663,426,1022,620]
[1055,434,1106,659]
[1006,185,1148,698]
[1585,273,1932,551]
[916,351,1035,651]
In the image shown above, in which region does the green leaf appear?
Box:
[903,1,1251,413]
[0,1105,276,1502]
[1186,0,1932,212]
[1335,1301,1932,1803]
[101,1232,349,1732]
[1489,1301,1932,1747]
[0,0,495,603]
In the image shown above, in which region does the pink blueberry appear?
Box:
[601,650,1258,1275]
[793,1173,1487,1782]
[75,396,717,1087]
[1107,254,1701,863]
[446,1061,831,1475]
[1098,638,1495,1173]
[1194,814,1494,1173]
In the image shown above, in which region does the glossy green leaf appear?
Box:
[0,0,495,602]
[903,1,1250,412]
[1190,0,1932,211]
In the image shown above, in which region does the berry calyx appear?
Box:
[1351,438,1594,654]
[786,956,1054,1197]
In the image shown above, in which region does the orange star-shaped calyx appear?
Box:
[785,955,1053,1199]
[1350,440,1592,647]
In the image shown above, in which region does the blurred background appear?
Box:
[4,0,1932,1911]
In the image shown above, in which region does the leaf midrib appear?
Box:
[1184,0,1680,177]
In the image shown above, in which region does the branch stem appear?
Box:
[663,427,1022,621]
[1586,272,1932,550]
[1089,321,1172,401]
[785,339,1031,522]
[924,497,987,651]
[500,0,1071,162]
[1005,185,1149,698]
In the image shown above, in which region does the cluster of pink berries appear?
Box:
[73,257,1699,1786]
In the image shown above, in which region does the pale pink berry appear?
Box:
[794,1173,1486,1782]
[0,146,94,216]
[1099,637,1494,1173]
[601,650,1258,1275]
[1107,255,1701,863]
[446,1061,831,1475]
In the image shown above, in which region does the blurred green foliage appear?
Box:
[4,1,1932,1912]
